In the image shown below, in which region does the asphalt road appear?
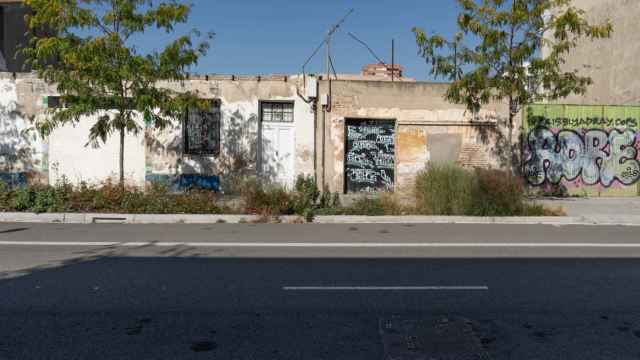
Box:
[1,223,640,359]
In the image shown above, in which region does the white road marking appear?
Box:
[282,286,489,291]
[1,241,640,248]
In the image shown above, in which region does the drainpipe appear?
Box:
[322,100,326,191]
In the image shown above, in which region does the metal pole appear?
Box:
[326,36,331,81]
[391,39,395,82]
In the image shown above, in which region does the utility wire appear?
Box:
[348,32,386,64]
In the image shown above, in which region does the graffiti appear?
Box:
[350,140,380,152]
[527,116,638,129]
[146,174,220,192]
[345,119,395,193]
[524,127,640,187]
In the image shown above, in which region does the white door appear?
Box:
[261,123,295,188]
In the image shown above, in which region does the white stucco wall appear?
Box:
[48,113,146,186]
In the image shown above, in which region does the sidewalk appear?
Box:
[536,197,640,216]
[0,197,638,225]
[1,212,640,226]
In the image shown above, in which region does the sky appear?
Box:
[134,0,462,81]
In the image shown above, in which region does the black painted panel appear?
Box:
[344,119,395,193]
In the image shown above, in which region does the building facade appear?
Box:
[314,79,508,194]
[1,71,514,194]
[526,0,640,197]
[0,73,316,192]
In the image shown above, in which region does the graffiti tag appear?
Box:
[527,116,638,129]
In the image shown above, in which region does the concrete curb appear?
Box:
[0,212,640,226]
[314,215,640,226]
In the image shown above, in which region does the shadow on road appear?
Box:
[2,255,640,359]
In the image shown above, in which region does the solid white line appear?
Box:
[282,286,489,291]
[2,241,640,248]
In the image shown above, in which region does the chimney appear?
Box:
[361,63,403,79]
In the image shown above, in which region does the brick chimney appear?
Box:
[361,63,403,79]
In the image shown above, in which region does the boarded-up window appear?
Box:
[184,99,221,156]
[345,118,395,193]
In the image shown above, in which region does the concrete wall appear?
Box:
[316,80,509,194]
[146,76,315,193]
[550,0,640,105]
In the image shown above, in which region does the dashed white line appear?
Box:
[282,286,489,291]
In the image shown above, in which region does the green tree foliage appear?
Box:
[23,0,212,185]
[413,0,612,168]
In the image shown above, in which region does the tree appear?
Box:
[413,0,612,169]
[23,0,212,185]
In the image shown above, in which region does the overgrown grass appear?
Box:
[0,169,562,217]
[414,163,473,215]
[0,179,227,214]
[414,163,562,216]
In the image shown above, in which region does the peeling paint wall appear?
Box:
[147,76,315,192]
[1,74,146,187]
[1,73,315,190]
[0,74,46,186]
[316,80,509,194]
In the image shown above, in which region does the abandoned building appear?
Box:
[0,68,508,194]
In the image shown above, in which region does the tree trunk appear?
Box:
[508,111,515,173]
[119,126,125,187]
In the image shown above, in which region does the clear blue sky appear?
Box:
[139,1,462,80]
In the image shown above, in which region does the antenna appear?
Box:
[348,32,386,64]
[301,9,354,80]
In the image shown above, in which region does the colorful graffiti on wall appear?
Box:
[523,105,640,196]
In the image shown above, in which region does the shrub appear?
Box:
[32,185,65,213]
[469,168,527,216]
[414,163,551,216]
[293,175,320,215]
[240,179,294,215]
[535,182,570,198]
[0,181,11,210]
[379,193,413,215]
[414,163,474,215]
[345,197,386,216]
[12,187,35,211]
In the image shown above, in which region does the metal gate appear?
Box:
[344,118,395,193]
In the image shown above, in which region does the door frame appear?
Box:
[258,100,296,184]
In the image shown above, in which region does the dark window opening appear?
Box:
[261,101,294,123]
[47,96,61,109]
[184,99,221,156]
[0,6,5,61]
